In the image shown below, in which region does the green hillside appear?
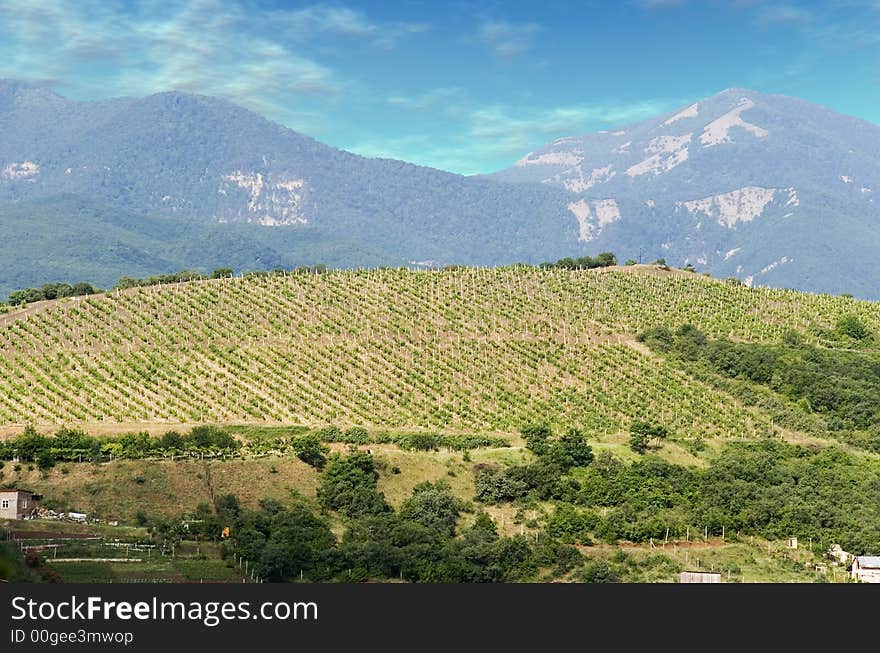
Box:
[2,264,880,583]
[1,264,876,430]
[0,195,398,297]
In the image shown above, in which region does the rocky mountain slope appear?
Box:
[2,81,878,298]
[487,88,880,297]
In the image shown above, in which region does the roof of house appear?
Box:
[0,488,35,495]
[854,556,880,569]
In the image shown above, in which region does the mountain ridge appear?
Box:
[1,80,878,298]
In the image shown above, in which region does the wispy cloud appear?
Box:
[466,100,680,159]
[755,3,813,25]
[351,96,689,174]
[479,20,541,58]
[268,4,429,48]
[0,0,427,130]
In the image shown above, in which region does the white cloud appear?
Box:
[348,97,688,174]
[0,0,428,124]
[478,20,540,58]
[268,4,429,48]
[756,4,812,25]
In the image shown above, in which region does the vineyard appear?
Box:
[0,265,876,436]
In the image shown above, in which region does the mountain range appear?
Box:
[1,80,878,298]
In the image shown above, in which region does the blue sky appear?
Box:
[1,1,878,174]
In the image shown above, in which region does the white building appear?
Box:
[679,571,721,583]
[851,556,880,583]
[0,489,38,520]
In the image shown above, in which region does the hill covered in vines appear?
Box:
[0,264,876,449]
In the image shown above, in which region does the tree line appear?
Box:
[539,252,617,270]
[0,425,240,469]
[181,453,543,583]
[477,425,880,555]
[3,265,332,307]
[637,321,880,446]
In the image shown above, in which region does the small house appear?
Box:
[679,571,721,583]
[0,489,39,520]
[851,556,880,583]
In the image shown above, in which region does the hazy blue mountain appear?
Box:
[2,81,879,299]
[0,79,577,297]
[487,88,880,298]
[0,195,397,295]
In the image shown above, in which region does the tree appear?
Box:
[291,433,329,468]
[214,494,241,526]
[211,268,234,279]
[637,326,675,354]
[159,430,185,451]
[186,425,238,451]
[397,432,440,451]
[257,504,337,581]
[548,427,594,470]
[837,314,870,341]
[629,430,649,454]
[629,421,669,453]
[118,431,153,458]
[12,426,52,461]
[781,329,803,347]
[474,465,529,503]
[521,423,552,456]
[595,252,617,267]
[317,453,390,517]
[399,481,462,536]
[579,558,618,583]
[36,450,55,470]
[674,324,707,360]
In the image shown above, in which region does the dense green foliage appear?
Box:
[638,324,880,439]
[479,441,880,554]
[540,252,617,270]
[0,425,240,466]
[475,426,593,503]
[197,456,543,582]
[316,452,390,518]
[6,282,101,306]
[314,427,508,451]
[0,541,49,582]
[628,421,670,454]
[114,270,207,290]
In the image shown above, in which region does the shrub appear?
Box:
[396,432,440,451]
[291,433,329,468]
[837,314,870,340]
[578,558,619,583]
[342,426,370,444]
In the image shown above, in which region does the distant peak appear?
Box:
[0,79,61,97]
[716,87,759,95]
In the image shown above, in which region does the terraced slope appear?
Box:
[0,266,876,434]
